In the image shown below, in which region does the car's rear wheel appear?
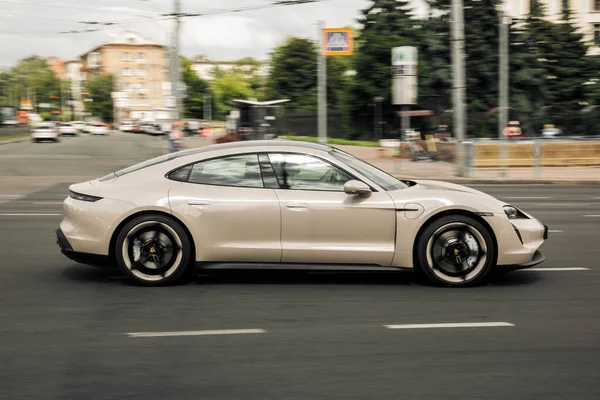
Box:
[415,215,495,287]
[115,214,194,286]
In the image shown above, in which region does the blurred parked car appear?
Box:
[58,122,78,136]
[31,122,59,142]
[89,122,109,135]
[119,122,135,132]
[72,121,86,132]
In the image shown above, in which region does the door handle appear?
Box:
[187,199,211,206]
[285,202,309,209]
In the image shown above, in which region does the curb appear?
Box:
[0,137,30,146]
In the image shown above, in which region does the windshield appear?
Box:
[330,148,407,191]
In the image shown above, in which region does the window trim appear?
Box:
[265,151,375,193]
[166,152,267,189]
[164,150,376,192]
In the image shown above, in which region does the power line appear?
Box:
[0,0,159,16]
[55,0,330,35]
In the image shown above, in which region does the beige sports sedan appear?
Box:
[56,140,547,286]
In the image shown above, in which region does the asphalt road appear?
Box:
[1,132,599,399]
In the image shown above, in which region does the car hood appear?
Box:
[386,179,506,213]
[410,180,494,198]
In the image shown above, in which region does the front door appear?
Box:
[266,153,396,266]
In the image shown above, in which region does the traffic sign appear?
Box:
[322,28,353,56]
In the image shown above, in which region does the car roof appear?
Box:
[174,139,333,159]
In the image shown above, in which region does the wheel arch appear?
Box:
[412,209,498,268]
[108,210,196,262]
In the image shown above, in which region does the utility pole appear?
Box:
[498,10,510,177]
[204,89,212,121]
[170,0,182,122]
[451,0,467,177]
[317,20,327,144]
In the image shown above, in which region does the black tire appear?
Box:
[115,214,195,286]
[415,215,496,287]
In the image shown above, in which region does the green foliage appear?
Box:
[181,57,213,119]
[84,73,114,122]
[211,72,255,118]
[0,56,61,109]
[281,135,379,147]
[266,37,348,112]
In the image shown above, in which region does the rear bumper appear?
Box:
[496,250,545,273]
[56,227,113,268]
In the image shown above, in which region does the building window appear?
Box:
[137,53,146,63]
[121,52,132,61]
[595,24,600,45]
[562,0,569,13]
[596,0,600,11]
[88,52,100,67]
[122,68,132,77]
[136,68,147,77]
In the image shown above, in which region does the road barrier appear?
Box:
[473,140,600,167]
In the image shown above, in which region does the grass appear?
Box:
[280,135,380,147]
[0,133,30,142]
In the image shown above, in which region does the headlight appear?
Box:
[504,205,527,219]
[69,190,103,202]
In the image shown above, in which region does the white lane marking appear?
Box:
[0,195,21,198]
[32,201,64,205]
[126,329,267,338]
[384,322,514,330]
[504,196,552,200]
[521,267,589,272]
[534,203,590,207]
[0,213,62,216]
[548,230,563,233]
[583,215,600,217]
[591,197,600,200]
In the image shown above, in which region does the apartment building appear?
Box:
[80,31,169,121]
[191,55,270,82]
[503,0,600,55]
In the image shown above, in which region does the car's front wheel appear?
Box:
[115,214,194,286]
[415,215,496,287]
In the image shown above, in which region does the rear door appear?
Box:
[168,153,281,263]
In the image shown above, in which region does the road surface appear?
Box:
[0,132,599,399]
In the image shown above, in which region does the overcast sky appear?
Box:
[0,0,427,68]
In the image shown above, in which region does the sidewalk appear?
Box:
[334,144,600,184]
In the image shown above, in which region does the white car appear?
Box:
[119,122,134,132]
[31,123,59,142]
[89,123,109,135]
[72,121,87,132]
[58,123,79,136]
[57,140,547,287]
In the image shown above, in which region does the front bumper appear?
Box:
[496,250,545,272]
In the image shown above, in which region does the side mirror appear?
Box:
[344,180,372,198]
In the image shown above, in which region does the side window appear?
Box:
[168,164,192,182]
[268,153,353,191]
[188,154,263,188]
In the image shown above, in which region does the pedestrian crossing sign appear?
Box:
[322,28,353,56]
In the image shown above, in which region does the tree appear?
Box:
[526,0,589,134]
[0,56,61,112]
[348,0,421,137]
[181,57,212,119]
[84,73,114,122]
[266,36,348,112]
[211,72,255,118]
